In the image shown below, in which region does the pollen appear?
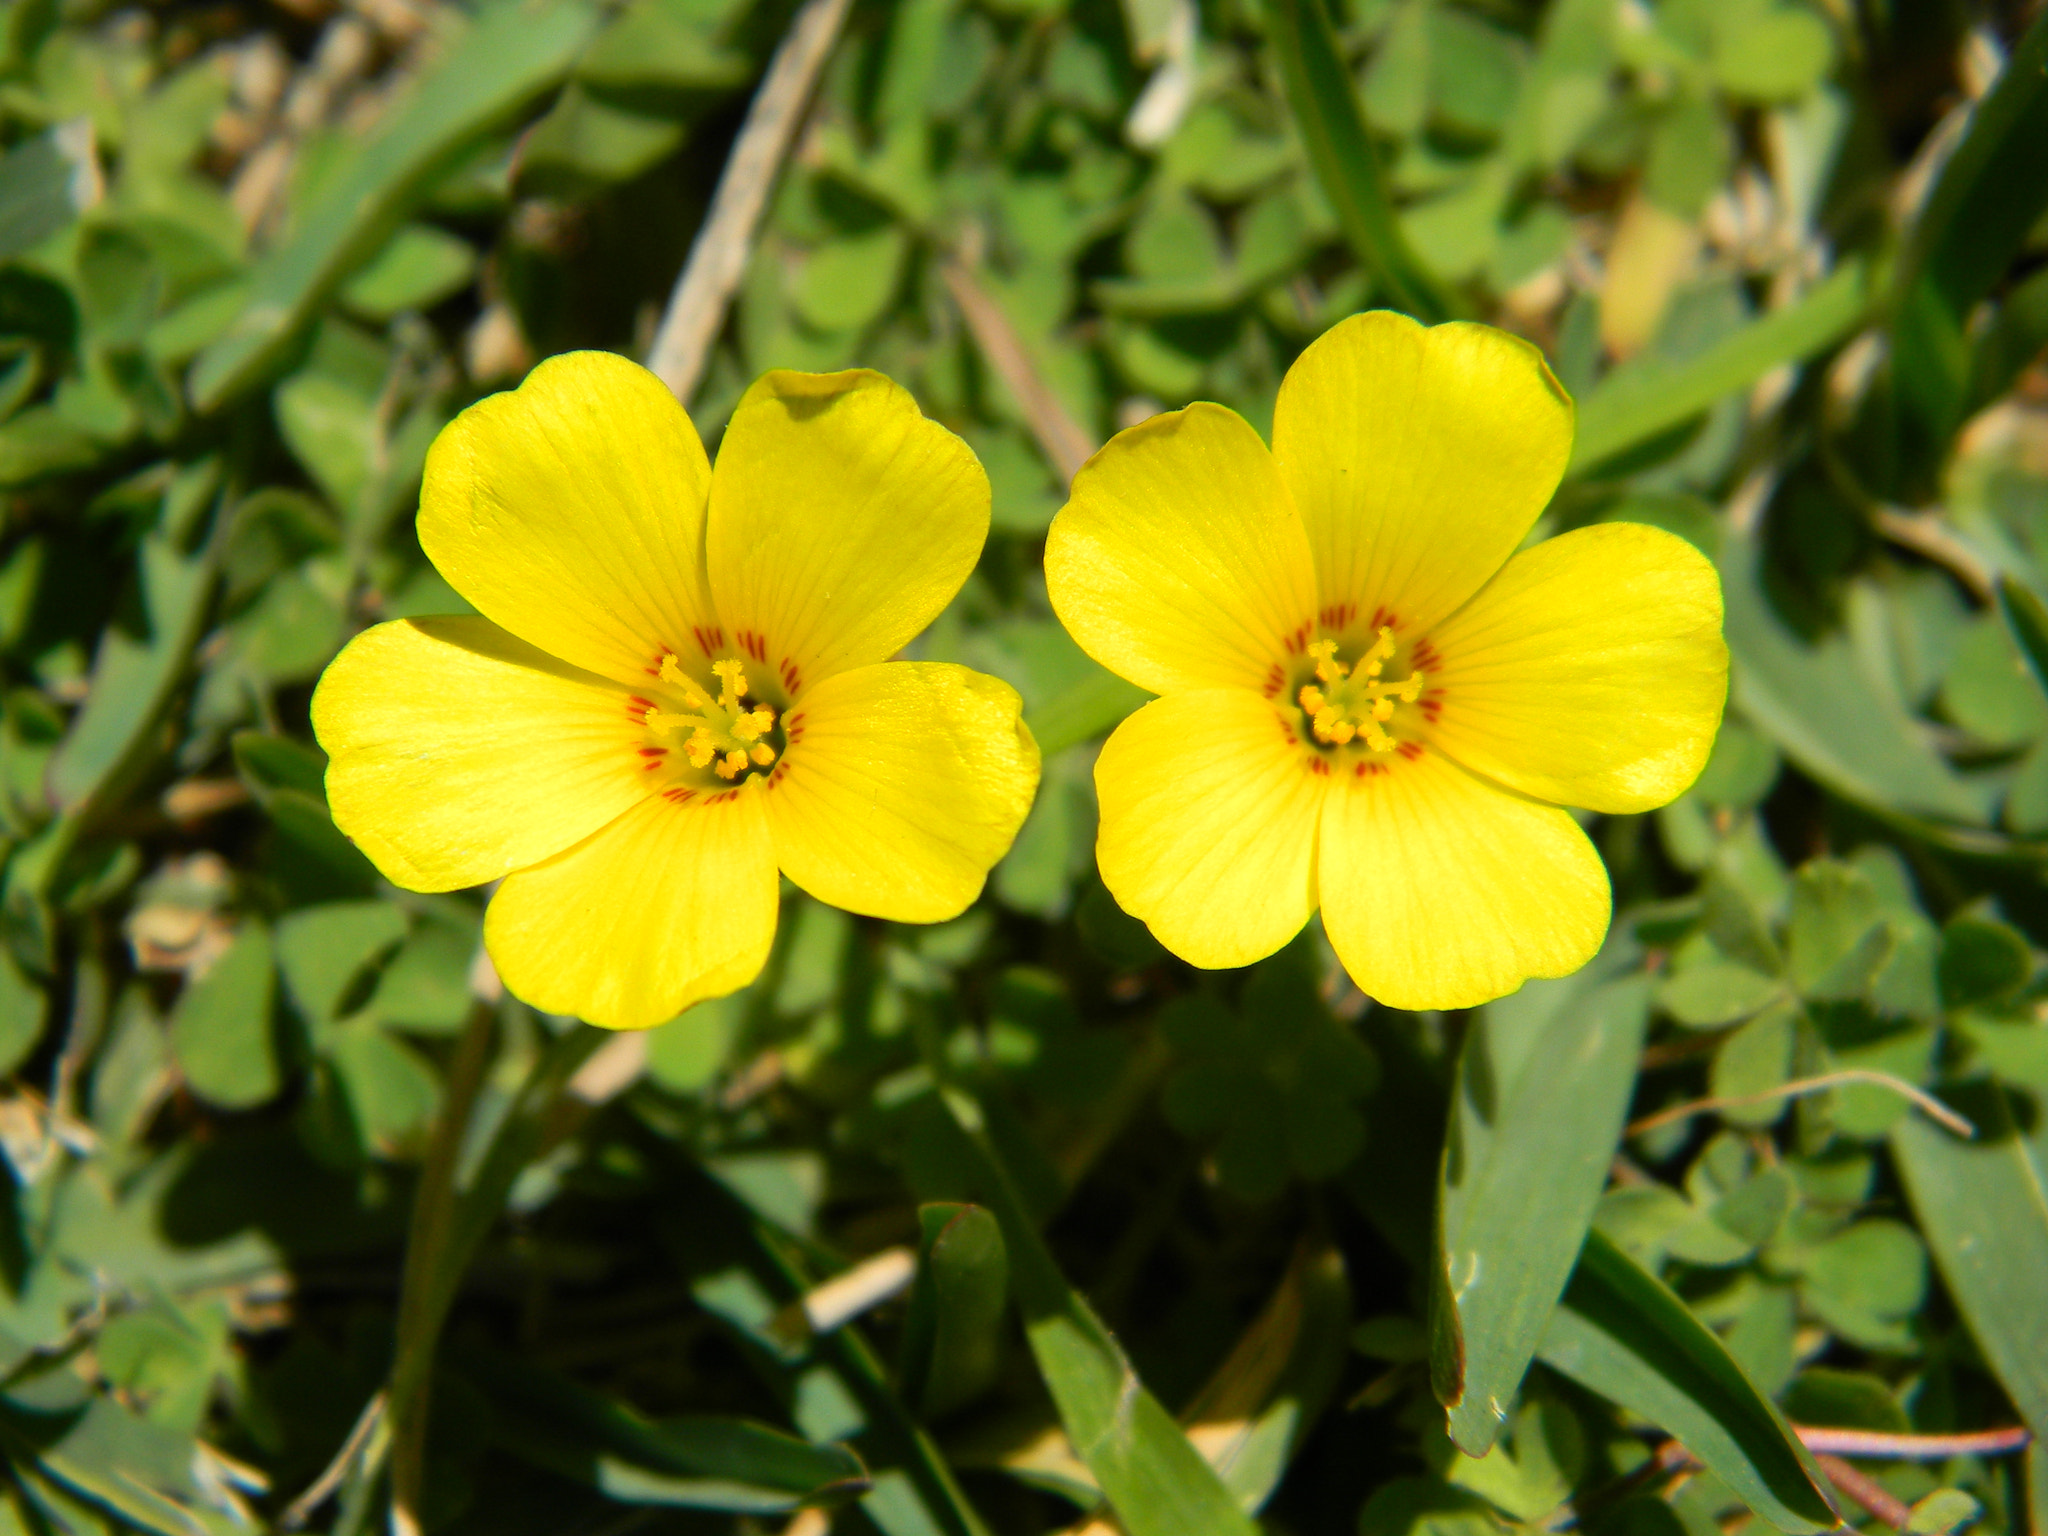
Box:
[1294,628,1424,753]
[646,652,784,782]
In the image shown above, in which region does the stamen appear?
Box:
[1298,628,1426,753]
[712,658,749,708]
[659,655,716,711]
[647,652,785,783]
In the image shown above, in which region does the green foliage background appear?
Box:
[0,0,2044,1529]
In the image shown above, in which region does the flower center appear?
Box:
[644,655,783,781]
[1294,629,1425,753]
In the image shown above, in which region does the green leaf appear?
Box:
[1888,8,2048,475]
[1891,1090,2048,1439]
[0,125,94,260]
[231,729,328,801]
[1022,666,1149,758]
[168,921,280,1110]
[899,1203,1009,1419]
[325,1016,441,1155]
[1995,576,2048,703]
[1569,259,1871,476]
[340,223,477,320]
[275,901,408,1026]
[460,1344,871,1511]
[1264,0,1460,322]
[0,948,47,1077]
[187,0,598,410]
[1718,524,1990,825]
[937,1092,1260,1536]
[1539,1231,1839,1534]
[1435,971,1650,1454]
[1906,1489,1980,1536]
[1936,917,2031,1010]
[1657,961,1784,1028]
[48,532,214,817]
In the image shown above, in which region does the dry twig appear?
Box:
[645,0,854,404]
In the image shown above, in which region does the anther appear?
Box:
[712,658,749,707]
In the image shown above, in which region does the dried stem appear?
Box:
[1626,1069,1975,1141]
[939,253,1098,486]
[645,0,854,403]
[1814,1453,1914,1530]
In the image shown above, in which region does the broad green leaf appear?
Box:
[1435,971,1650,1454]
[900,1203,1009,1419]
[1569,258,1871,475]
[187,0,598,410]
[1539,1232,1839,1534]
[168,921,279,1110]
[1719,525,1990,825]
[1265,0,1459,322]
[937,1093,1259,1536]
[1891,1092,2048,1439]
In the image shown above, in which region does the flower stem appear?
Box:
[388,997,498,1536]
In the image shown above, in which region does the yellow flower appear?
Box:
[313,353,1040,1030]
[1044,312,1727,1010]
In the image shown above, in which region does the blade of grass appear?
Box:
[1569,258,1874,476]
[1888,8,2048,466]
[935,1091,1260,1536]
[1264,0,1459,324]
[1540,1232,1841,1535]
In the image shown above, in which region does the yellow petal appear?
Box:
[1094,688,1325,968]
[419,351,719,688]
[764,662,1039,923]
[312,616,655,893]
[1425,522,1728,813]
[1319,747,1608,1012]
[1046,403,1318,696]
[707,370,988,693]
[1272,312,1573,637]
[485,789,778,1030]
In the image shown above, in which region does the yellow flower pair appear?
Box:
[314,313,1728,1030]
